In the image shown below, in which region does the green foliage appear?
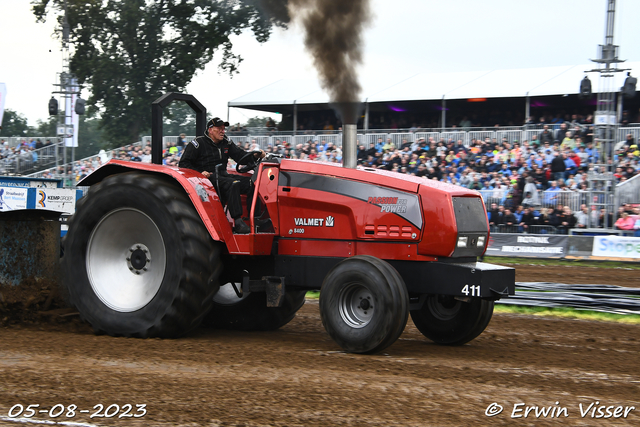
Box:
[244,116,272,127]
[32,0,286,146]
[163,102,197,136]
[76,115,107,159]
[494,305,640,324]
[0,109,30,137]
[33,116,58,137]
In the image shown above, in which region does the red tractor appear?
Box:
[62,93,515,354]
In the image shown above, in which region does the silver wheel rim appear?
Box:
[338,283,374,328]
[86,208,167,312]
[427,295,461,320]
[213,282,250,305]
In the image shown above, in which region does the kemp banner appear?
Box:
[35,188,77,214]
[486,234,568,258]
[592,236,640,260]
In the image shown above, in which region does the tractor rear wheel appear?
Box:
[62,172,221,338]
[202,284,306,331]
[410,296,494,345]
[319,256,409,354]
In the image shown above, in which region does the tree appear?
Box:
[32,0,286,147]
[76,115,107,159]
[244,116,272,127]
[0,109,30,138]
[34,116,58,137]
[163,102,197,136]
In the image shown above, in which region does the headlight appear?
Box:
[477,236,486,247]
[457,236,468,247]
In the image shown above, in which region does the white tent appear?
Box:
[228,62,640,127]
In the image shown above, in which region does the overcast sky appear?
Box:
[2,0,640,128]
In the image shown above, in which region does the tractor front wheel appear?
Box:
[319,256,409,354]
[410,296,494,345]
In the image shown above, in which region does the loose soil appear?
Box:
[1,265,639,426]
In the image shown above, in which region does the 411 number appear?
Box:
[461,284,480,296]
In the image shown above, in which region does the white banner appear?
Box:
[592,236,640,259]
[35,188,76,214]
[0,187,28,211]
[65,78,79,147]
[0,83,6,128]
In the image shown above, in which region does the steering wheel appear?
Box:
[236,150,263,174]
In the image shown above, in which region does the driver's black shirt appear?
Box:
[178,134,247,176]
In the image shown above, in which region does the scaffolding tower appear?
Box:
[50,0,80,185]
[585,0,628,228]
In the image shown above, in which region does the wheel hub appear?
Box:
[427,295,462,320]
[338,283,374,329]
[127,245,150,274]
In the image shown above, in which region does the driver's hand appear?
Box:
[202,171,211,178]
[254,150,266,159]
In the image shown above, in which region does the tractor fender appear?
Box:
[78,160,233,245]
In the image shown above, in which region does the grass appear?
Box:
[305,291,320,300]
[483,256,640,270]
[306,291,639,323]
[494,304,640,324]
[305,256,640,323]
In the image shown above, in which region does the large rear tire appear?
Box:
[62,172,221,338]
[410,296,494,345]
[319,256,409,354]
[202,284,306,331]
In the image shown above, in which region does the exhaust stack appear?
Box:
[342,124,357,168]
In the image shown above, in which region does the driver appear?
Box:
[178,117,265,234]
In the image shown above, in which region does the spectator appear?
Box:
[575,205,589,228]
[503,208,517,228]
[556,122,568,142]
[538,207,559,229]
[488,203,502,228]
[615,211,635,231]
[539,125,554,145]
[520,207,536,233]
[599,208,614,228]
[551,152,565,181]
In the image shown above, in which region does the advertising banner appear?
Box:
[592,236,640,260]
[0,187,28,211]
[486,234,568,258]
[34,188,76,214]
[0,177,60,188]
[65,78,79,148]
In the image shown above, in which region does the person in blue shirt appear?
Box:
[544,180,561,205]
[563,153,577,179]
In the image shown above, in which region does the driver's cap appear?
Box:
[207,117,229,128]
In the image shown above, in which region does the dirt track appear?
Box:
[1,265,639,426]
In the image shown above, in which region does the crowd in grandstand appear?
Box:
[32,114,640,236]
[0,138,58,175]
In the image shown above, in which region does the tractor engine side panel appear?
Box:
[277,171,422,242]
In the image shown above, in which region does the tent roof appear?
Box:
[228,62,640,110]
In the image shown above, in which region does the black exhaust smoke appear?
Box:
[256,0,370,124]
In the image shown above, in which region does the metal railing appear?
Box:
[20,126,639,208]
[1,142,65,175]
[0,136,59,149]
[615,174,640,207]
[478,188,612,214]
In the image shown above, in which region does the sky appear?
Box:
[2,0,640,130]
